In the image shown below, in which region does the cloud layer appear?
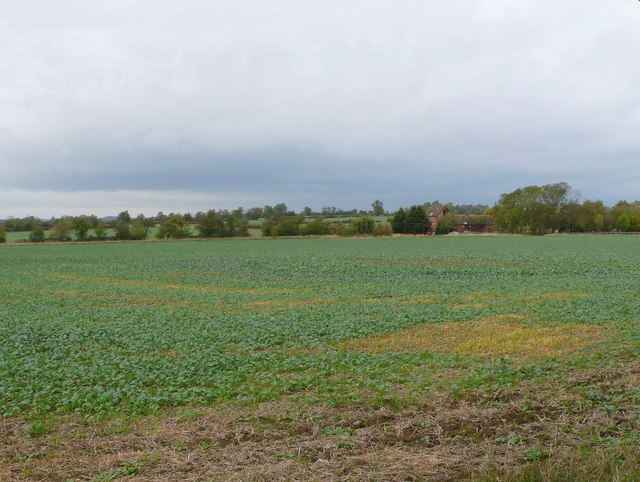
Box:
[1,1,639,217]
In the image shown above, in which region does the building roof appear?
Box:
[428,206,447,217]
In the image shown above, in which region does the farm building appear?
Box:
[456,215,495,233]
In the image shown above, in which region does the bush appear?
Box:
[435,213,458,234]
[156,215,189,239]
[48,218,73,241]
[404,206,431,234]
[391,208,407,233]
[73,217,91,241]
[373,223,393,236]
[262,216,303,237]
[329,223,348,236]
[130,220,149,240]
[115,221,131,240]
[0,226,6,243]
[349,217,375,235]
[29,225,46,243]
[301,219,330,236]
[272,217,302,236]
[94,221,108,240]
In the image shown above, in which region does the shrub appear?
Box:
[49,218,74,241]
[391,208,407,233]
[156,215,189,239]
[329,223,348,236]
[404,206,431,234]
[435,213,458,234]
[272,217,302,236]
[29,225,46,243]
[94,221,108,240]
[349,217,375,235]
[73,217,91,241]
[301,219,330,236]
[0,226,6,243]
[130,220,149,240]
[116,221,131,240]
[373,223,393,236]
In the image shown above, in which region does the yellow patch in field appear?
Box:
[244,298,335,311]
[451,303,486,309]
[337,314,604,360]
[363,258,481,267]
[461,291,588,303]
[52,274,297,296]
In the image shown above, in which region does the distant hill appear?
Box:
[102,216,117,221]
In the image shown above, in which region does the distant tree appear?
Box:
[581,200,608,232]
[246,207,264,220]
[404,206,431,234]
[95,221,108,240]
[130,220,149,240]
[49,218,73,241]
[198,210,226,237]
[237,218,250,237]
[391,208,407,233]
[321,206,338,216]
[115,220,131,240]
[273,203,288,216]
[302,206,313,216]
[0,225,6,243]
[617,213,631,232]
[263,205,274,217]
[118,211,131,224]
[492,182,575,234]
[371,200,385,216]
[135,213,154,228]
[73,217,91,241]
[261,219,275,237]
[29,225,46,243]
[454,204,489,214]
[156,215,189,239]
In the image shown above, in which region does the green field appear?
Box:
[2,236,640,479]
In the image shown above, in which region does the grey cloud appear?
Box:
[1,0,640,217]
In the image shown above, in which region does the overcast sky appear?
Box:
[1,1,639,218]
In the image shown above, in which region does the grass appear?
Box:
[1,235,640,479]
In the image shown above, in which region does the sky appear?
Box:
[1,1,639,218]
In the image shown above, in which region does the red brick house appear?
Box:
[427,205,449,233]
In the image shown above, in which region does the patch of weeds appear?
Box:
[178,408,204,422]
[198,441,220,453]
[336,439,356,449]
[13,451,43,462]
[91,460,144,481]
[276,450,298,458]
[26,419,53,438]
[523,447,551,461]
[496,432,523,446]
[323,427,356,436]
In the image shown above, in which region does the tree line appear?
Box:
[489,182,640,234]
[2,184,640,243]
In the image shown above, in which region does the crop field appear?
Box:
[2,236,640,480]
